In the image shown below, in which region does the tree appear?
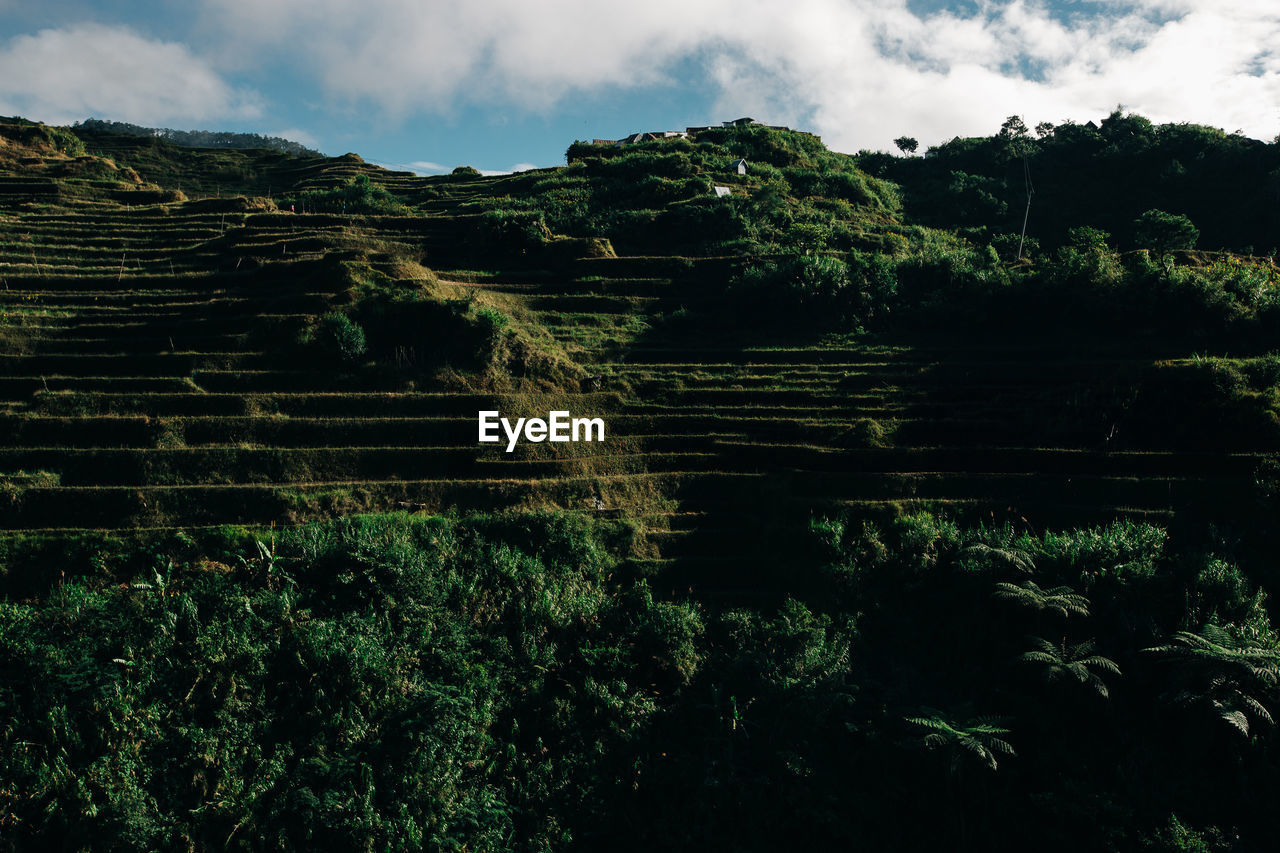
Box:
[1133,209,1198,254]
[993,581,1089,619]
[1019,637,1121,698]
[315,312,367,365]
[907,707,1016,848]
[999,115,1033,157]
[1146,624,1280,737]
[906,708,1016,773]
[997,115,1035,258]
[894,136,919,156]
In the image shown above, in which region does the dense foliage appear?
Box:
[280,174,410,215]
[76,119,323,157]
[5,509,1280,850]
[856,109,1280,255]
[0,513,701,850]
[475,125,900,256]
[4,111,1280,851]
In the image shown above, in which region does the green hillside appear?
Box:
[2,114,1280,850]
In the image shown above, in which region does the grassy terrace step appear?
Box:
[574,255,738,278]
[631,388,907,405]
[0,259,339,289]
[0,260,222,276]
[0,211,232,222]
[0,440,727,485]
[621,349,924,365]
[29,391,626,417]
[0,376,198,395]
[636,390,906,407]
[1,209,236,222]
[0,235,228,252]
[0,352,268,376]
[0,258,227,275]
[0,414,761,448]
[523,294,662,311]
[528,278,679,297]
[614,367,908,384]
[2,446,467,484]
[0,274,234,289]
[793,470,1242,507]
[0,214,233,226]
[189,370,416,392]
[3,473,684,529]
[0,227,232,240]
[623,372,912,387]
[0,292,333,312]
[620,349,1163,369]
[0,285,222,301]
[21,334,256,354]
[52,314,309,334]
[621,403,898,420]
[709,442,1267,477]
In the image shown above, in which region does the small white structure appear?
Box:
[732,158,748,175]
[713,186,732,198]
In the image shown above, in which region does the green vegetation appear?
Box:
[312,311,367,365]
[75,119,323,157]
[1135,208,1200,254]
[859,108,1279,254]
[4,509,1280,849]
[279,174,411,215]
[479,124,904,256]
[0,112,1279,849]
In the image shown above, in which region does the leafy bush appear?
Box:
[283,174,409,215]
[0,513,702,851]
[475,208,551,254]
[1134,209,1199,253]
[313,311,367,365]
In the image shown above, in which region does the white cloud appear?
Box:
[479,163,541,176]
[0,23,260,126]
[266,127,321,150]
[368,159,542,176]
[406,160,447,174]
[203,0,1280,150]
[368,159,447,175]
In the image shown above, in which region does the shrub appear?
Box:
[314,312,367,365]
[476,208,552,254]
[1133,209,1199,253]
[732,253,849,325]
[989,232,1040,261]
[284,174,409,215]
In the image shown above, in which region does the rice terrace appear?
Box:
[2,112,1280,850]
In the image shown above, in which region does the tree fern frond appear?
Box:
[965,543,1036,575]
[1242,695,1274,726]
[1221,709,1251,737]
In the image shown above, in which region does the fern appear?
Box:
[1019,636,1120,698]
[994,580,1090,618]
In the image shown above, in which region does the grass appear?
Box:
[0,118,1270,545]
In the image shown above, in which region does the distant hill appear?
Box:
[74,118,323,157]
[4,112,1280,852]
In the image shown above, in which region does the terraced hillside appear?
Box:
[0,119,1273,589]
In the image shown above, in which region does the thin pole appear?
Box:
[1016,152,1035,261]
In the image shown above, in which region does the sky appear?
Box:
[0,1,1276,174]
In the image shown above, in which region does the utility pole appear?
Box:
[1016,151,1035,261]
